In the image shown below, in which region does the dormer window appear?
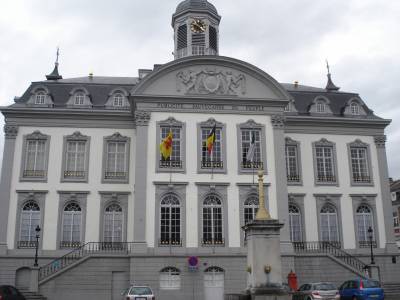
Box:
[350,102,360,115]
[113,93,124,107]
[75,93,85,105]
[316,101,325,113]
[35,92,46,105]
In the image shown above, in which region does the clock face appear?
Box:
[191,19,206,33]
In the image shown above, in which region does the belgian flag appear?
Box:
[206,125,216,155]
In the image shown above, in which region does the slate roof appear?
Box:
[175,0,218,16]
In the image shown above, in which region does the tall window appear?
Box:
[356,205,375,248]
[23,132,49,179]
[202,194,223,245]
[105,141,127,179]
[65,141,86,178]
[316,101,326,113]
[240,129,262,169]
[350,147,370,183]
[19,201,40,248]
[201,127,222,169]
[285,142,300,183]
[350,102,360,115]
[320,204,339,243]
[160,267,181,290]
[35,92,46,104]
[314,142,336,183]
[74,92,85,105]
[113,93,124,107]
[289,204,302,242]
[104,203,123,243]
[61,203,82,248]
[160,194,181,246]
[244,195,258,224]
[160,126,182,169]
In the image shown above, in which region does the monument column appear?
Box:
[0,124,18,255]
[271,115,292,253]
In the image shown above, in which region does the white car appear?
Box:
[122,285,155,300]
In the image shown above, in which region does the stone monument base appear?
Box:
[249,285,291,300]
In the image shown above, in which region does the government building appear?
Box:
[0,1,399,300]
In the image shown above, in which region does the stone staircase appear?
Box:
[383,283,400,297]
[19,288,47,300]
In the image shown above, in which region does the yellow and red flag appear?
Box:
[160,130,173,160]
[206,125,216,155]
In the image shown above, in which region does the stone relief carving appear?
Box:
[4,125,18,139]
[134,110,151,126]
[271,115,285,128]
[176,69,246,95]
[374,135,386,148]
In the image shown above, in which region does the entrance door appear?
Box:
[112,271,129,300]
[204,267,224,300]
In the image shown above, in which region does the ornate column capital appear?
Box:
[374,135,386,148]
[3,125,18,139]
[271,114,285,129]
[134,110,151,126]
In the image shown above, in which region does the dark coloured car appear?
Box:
[339,279,384,300]
[0,285,26,300]
[292,282,340,300]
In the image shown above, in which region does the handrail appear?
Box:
[293,241,369,274]
[38,242,136,281]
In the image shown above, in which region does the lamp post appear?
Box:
[34,225,41,267]
[368,226,375,265]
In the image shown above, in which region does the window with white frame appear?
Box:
[22,132,49,179]
[320,204,339,243]
[160,267,181,290]
[74,92,85,105]
[202,194,223,245]
[240,129,262,169]
[35,91,46,105]
[350,146,370,183]
[289,204,302,242]
[104,138,128,181]
[103,203,123,243]
[314,140,336,183]
[65,140,86,178]
[19,201,40,248]
[160,194,181,246]
[356,205,375,248]
[61,202,82,248]
[285,141,300,183]
[113,93,124,107]
[350,102,360,115]
[316,101,326,113]
[201,127,222,169]
[159,126,182,169]
[244,195,258,224]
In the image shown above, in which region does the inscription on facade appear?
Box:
[157,103,184,109]
[154,102,267,112]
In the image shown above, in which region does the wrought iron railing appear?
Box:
[23,170,46,178]
[201,160,223,169]
[353,175,371,183]
[60,241,81,249]
[38,242,136,281]
[317,175,336,182]
[63,170,86,178]
[104,171,127,179]
[241,161,263,169]
[159,160,182,169]
[359,241,377,248]
[18,241,37,248]
[158,238,182,247]
[287,174,301,182]
[201,238,225,246]
[293,241,368,274]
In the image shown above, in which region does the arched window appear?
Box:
[104,203,123,243]
[320,204,339,242]
[35,91,46,104]
[316,101,326,113]
[74,92,85,105]
[204,266,224,288]
[289,204,302,242]
[244,195,258,224]
[113,93,124,107]
[203,195,223,245]
[356,205,374,246]
[350,102,360,115]
[61,202,82,248]
[160,267,181,290]
[160,194,181,246]
[19,201,40,247]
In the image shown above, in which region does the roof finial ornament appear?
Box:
[46,46,62,81]
[325,59,340,92]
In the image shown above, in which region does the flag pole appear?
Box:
[211,146,214,181]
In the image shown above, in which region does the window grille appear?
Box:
[350,147,370,183]
[320,204,339,242]
[202,195,223,245]
[160,194,181,246]
[19,201,40,247]
[104,204,123,243]
[289,204,302,242]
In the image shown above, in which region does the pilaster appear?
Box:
[271,115,292,253]
[0,125,18,254]
[373,135,398,252]
[133,111,150,251]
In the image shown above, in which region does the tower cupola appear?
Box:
[172,0,221,59]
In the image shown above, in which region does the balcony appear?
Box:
[64,170,85,178]
[159,160,182,169]
[23,170,46,178]
[241,161,263,169]
[18,241,38,249]
[317,174,336,183]
[353,175,371,183]
[287,174,301,182]
[104,171,127,180]
[158,239,182,247]
[201,160,223,169]
[201,238,225,246]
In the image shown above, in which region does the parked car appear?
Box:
[339,279,384,300]
[292,282,340,300]
[122,285,155,300]
[0,285,26,300]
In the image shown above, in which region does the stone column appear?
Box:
[374,135,398,252]
[0,124,18,255]
[271,115,292,253]
[133,111,150,253]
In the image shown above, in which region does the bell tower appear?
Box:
[172,0,221,59]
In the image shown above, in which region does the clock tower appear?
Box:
[172,0,221,59]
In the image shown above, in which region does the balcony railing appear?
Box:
[353,175,371,183]
[60,241,82,249]
[201,238,225,246]
[201,160,223,169]
[287,174,301,182]
[104,171,127,180]
[359,241,377,248]
[158,239,182,247]
[241,161,263,169]
[176,47,217,59]
[18,241,38,249]
[23,170,46,178]
[159,160,182,169]
[64,171,86,178]
[317,174,336,183]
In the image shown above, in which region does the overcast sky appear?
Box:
[1,0,400,178]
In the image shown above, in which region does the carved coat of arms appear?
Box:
[176,69,246,95]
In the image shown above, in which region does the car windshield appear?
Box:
[363,280,380,288]
[130,287,152,295]
[314,283,336,291]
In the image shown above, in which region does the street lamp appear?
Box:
[34,225,41,267]
[368,226,375,265]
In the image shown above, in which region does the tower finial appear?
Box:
[46,47,62,81]
[325,59,339,92]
